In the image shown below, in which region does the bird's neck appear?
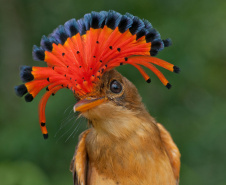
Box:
[85,105,175,184]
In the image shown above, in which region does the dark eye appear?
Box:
[110,80,122,94]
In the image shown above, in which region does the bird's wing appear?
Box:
[157,123,181,183]
[70,129,91,185]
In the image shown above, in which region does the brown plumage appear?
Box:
[70,70,180,185]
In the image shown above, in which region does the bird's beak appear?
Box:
[73,97,107,112]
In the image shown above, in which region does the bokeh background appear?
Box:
[1,0,226,184]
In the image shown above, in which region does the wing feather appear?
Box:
[70,129,91,185]
[157,123,181,184]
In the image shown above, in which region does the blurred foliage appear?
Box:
[0,0,226,184]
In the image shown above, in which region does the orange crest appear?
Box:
[15,10,179,139]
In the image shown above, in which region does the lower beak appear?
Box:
[73,97,107,112]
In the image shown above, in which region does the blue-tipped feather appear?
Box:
[50,25,68,45]
[99,11,108,17]
[145,28,160,43]
[40,36,52,51]
[43,133,48,139]
[143,19,153,30]
[99,11,108,28]
[32,45,45,61]
[84,13,92,30]
[105,10,122,30]
[40,35,59,51]
[150,48,159,56]
[166,83,172,89]
[125,12,134,19]
[163,38,172,47]
[151,39,164,52]
[118,15,133,33]
[20,66,34,82]
[173,66,180,73]
[14,84,27,97]
[129,16,145,35]
[90,11,106,29]
[64,18,79,37]
[77,18,87,35]
[136,28,148,40]
[25,93,33,102]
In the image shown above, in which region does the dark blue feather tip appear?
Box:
[77,18,87,35]
[151,39,164,52]
[163,38,172,47]
[43,133,48,139]
[105,10,122,30]
[136,28,148,40]
[90,13,100,29]
[146,78,151,83]
[166,83,172,89]
[150,49,159,56]
[145,28,160,43]
[25,93,34,102]
[50,25,69,45]
[20,66,34,82]
[40,35,58,51]
[173,66,180,73]
[129,16,145,35]
[143,19,153,30]
[32,45,45,61]
[84,13,92,30]
[99,11,108,28]
[90,12,106,29]
[64,18,79,37]
[15,84,27,97]
[118,15,133,33]
[124,12,134,19]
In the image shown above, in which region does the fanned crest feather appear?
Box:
[15,10,180,139]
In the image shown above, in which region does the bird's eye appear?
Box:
[110,80,122,94]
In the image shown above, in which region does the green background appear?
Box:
[1,0,226,184]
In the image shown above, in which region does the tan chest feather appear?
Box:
[87,164,118,185]
[87,160,175,185]
[71,123,180,185]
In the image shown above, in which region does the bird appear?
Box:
[15,10,181,185]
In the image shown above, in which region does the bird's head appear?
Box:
[74,69,141,115]
[74,69,148,137]
[14,10,179,139]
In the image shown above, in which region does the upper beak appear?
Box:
[73,97,107,112]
